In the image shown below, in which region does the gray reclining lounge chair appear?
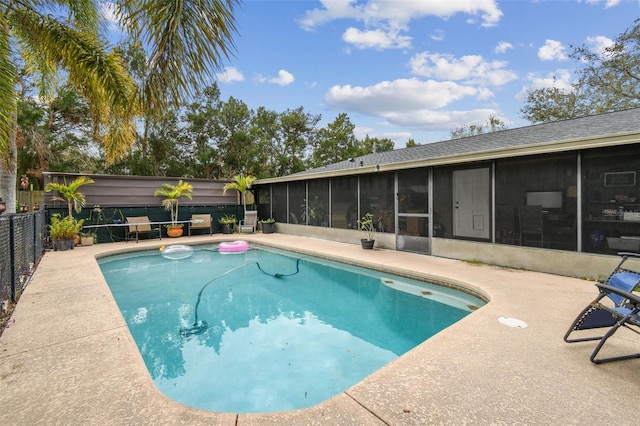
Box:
[564,252,640,363]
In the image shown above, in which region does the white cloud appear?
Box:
[100,1,118,24]
[326,78,476,112]
[354,126,412,144]
[269,70,295,86]
[215,67,244,83]
[538,39,568,61]
[515,69,574,101]
[586,35,615,57]
[100,1,125,35]
[342,27,411,50]
[324,78,498,130]
[409,52,517,86]
[299,0,502,51]
[495,41,513,54]
[431,29,445,42]
[584,0,620,8]
[300,0,503,30]
[384,108,498,131]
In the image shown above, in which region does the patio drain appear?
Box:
[497,316,528,328]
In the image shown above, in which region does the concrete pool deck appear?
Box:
[1,233,639,425]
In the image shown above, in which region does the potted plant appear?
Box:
[223,175,257,213]
[45,175,94,245]
[154,180,193,238]
[218,214,237,234]
[259,218,276,234]
[80,232,95,246]
[48,213,83,251]
[358,213,376,249]
[45,175,95,217]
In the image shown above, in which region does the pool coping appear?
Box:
[1,233,639,425]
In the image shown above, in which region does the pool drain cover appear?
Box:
[498,316,528,328]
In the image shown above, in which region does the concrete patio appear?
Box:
[1,233,639,425]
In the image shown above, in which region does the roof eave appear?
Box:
[255,131,640,185]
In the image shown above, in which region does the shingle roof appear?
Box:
[287,108,640,179]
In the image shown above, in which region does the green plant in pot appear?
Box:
[44,176,95,217]
[79,231,96,246]
[45,175,94,245]
[259,217,275,234]
[219,214,237,234]
[357,213,376,249]
[223,175,256,213]
[154,180,193,237]
[49,213,83,251]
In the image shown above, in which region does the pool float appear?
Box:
[160,244,194,260]
[218,240,250,253]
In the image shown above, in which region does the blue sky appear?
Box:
[112,0,640,148]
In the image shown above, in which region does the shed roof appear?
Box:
[258,108,640,184]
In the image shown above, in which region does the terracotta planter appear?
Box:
[167,226,184,238]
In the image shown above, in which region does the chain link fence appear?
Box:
[0,210,46,308]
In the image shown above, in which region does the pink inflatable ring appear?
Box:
[218,240,250,253]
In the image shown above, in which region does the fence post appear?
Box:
[33,211,40,262]
[9,214,16,302]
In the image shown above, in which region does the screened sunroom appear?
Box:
[255,108,640,277]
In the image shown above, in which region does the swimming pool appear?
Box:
[99,244,484,413]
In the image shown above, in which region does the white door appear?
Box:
[453,168,490,239]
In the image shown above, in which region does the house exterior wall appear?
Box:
[255,142,640,279]
[274,222,627,279]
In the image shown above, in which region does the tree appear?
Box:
[180,85,224,179]
[358,135,395,155]
[1,2,136,213]
[223,175,257,212]
[309,113,359,168]
[1,0,240,213]
[249,107,280,178]
[153,180,193,226]
[450,114,508,139]
[216,97,256,178]
[520,83,581,123]
[44,175,95,217]
[521,19,640,123]
[275,107,320,176]
[17,83,102,184]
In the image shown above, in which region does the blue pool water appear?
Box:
[99,245,484,413]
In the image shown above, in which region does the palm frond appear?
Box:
[12,9,138,163]
[121,0,240,111]
[0,16,15,159]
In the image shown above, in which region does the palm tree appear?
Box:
[44,175,95,218]
[223,175,256,212]
[0,0,239,213]
[154,180,193,226]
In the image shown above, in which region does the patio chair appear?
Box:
[189,214,213,236]
[126,216,161,243]
[495,204,517,244]
[239,210,257,233]
[519,205,543,247]
[564,252,640,363]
